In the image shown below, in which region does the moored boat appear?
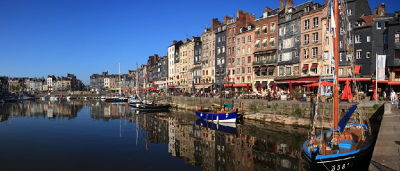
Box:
[302,0,386,169]
[136,103,171,112]
[195,104,238,123]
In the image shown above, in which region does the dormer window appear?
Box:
[247,25,252,30]
[288,8,293,13]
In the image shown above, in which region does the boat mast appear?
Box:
[333,0,339,131]
[119,62,122,96]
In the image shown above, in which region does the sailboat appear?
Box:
[302,0,385,170]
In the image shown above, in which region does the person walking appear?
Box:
[390,90,396,104]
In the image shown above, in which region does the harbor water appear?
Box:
[0,101,310,170]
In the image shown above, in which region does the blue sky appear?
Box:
[0,0,398,83]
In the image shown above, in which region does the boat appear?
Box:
[128,97,142,106]
[302,0,385,170]
[195,119,237,134]
[136,103,171,112]
[195,104,238,123]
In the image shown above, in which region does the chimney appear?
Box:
[263,7,272,18]
[212,18,221,30]
[224,16,232,24]
[279,0,284,10]
[375,3,386,16]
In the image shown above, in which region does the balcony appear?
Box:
[253,59,277,66]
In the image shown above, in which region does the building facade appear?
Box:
[253,8,279,93]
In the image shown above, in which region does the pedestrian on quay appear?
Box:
[383,91,387,101]
[391,90,396,104]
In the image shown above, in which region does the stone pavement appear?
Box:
[369,103,400,171]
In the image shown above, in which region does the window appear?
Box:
[242,37,245,43]
[269,37,275,47]
[339,68,343,75]
[222,46,225,53]
[356,50,362,59]
[217,47,221,54]
[248,56,251,63]
[242,67,245,73]
[242,57,245,65]
[311,63,317,73]
[312,47,318,58]
[262,25,267,33]
[376,22,382,29]
[367,36,371,42]
[304,19,310,30]
[366,52,371,58]
[270,23,275,32]
[340,41,343,48]
[340,52,344,62]
[355,35,361,43]
[248,67,251,73]
[395,33,400,43]
[248,35,252,42]
[304,49,309,58]
[255,27,260,34]
[279,67,284,76]
[286,67,292,75]
[255,39,260,48]
[304,34,309,45]
[347,9,352,16]
[263,38,267,48]
[313,32,318,43]
[313,17,319,28]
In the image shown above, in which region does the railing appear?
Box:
[253,60,277,65]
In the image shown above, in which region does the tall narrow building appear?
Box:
[253,7,279,93]
[214,18,227,92]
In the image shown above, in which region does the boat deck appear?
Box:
[369,103,400,171]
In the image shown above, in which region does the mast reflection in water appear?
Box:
[0,101,309,170]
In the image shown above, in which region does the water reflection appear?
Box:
[0,101,308,170]
[0,101,83,121]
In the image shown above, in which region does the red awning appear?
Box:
[168,86,176,89]
[354,65,361,74]
[302,64,309,71]
[338,77,371,81]
[372,80,388,83]
[224,83,234,87]
[232,83,252,87]
[393,68,400,71]
[274,77,320,84]
[388,81,400,85]
[310,63,318,69]
[305,81,334,87]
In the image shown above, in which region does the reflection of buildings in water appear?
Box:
[0,102,83,121]
[128,111,307,171]
[90,103,134,121]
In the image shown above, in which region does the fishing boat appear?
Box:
[302,0,385,170]
[195,104,238,123]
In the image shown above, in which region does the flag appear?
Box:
[376,55,386,81]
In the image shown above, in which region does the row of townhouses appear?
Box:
[0,74,84,95]
[92,0,400,96]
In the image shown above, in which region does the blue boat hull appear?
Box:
[195,111,237,123]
